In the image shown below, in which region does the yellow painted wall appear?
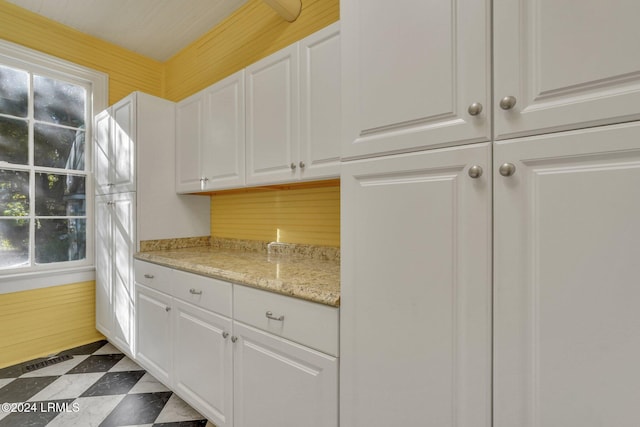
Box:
[165,0,339,101]
[211,181,340,247]
[0,282,104,368]
[0,0,164,103]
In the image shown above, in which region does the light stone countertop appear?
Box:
[134,245,340,307]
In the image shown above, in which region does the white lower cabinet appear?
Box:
[173,298,233,426]
[134,260,339,427]
[493,122,640,426]
[135,284,172,385]
[233,321,338,427]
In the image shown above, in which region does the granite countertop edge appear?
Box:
[133,247,340,308]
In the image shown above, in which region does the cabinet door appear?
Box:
[299,22,341,180]
[233,321,338,427]
[95,196,112,336]
[176,92,205,193]
[201,70,246,190]
[110,192,136,356]
[94,110,111,195]
[494,0,640,140]
[246,45,299,185]
[111,97,136,193]
[340,143,492,427]
[341,0,490,160]
[136,284,172,385]
[494,122,640,427]
[173,299,233,427]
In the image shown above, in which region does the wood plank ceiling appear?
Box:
[5,0,249,61]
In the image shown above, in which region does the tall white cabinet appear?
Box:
[95,92,210,356]
[340,0,640,426]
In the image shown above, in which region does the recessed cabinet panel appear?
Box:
[136,284,172,385]
[341,0,490,159]
[246,45,299,185]
[494,0,640,139]
[201,70,245,190]
[112,98,136,193]
[94,111,111,195]
[173,298,233,427]
[233,321,338,427]
[175,93,204,193]
[300,22,341,180]
[340,143,492,427]
[494,122,640,426]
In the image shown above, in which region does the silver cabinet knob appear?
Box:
[468,165,483,179]
[499,163,516,177]
[467,102,483,116]
[499,96,517,110]
[189,288,203,295]
[299,161,305,169]
[143,274,154,279]
[165,306,171,312]
[290,162,296,170]
[222,331,229,339]
[231,336,238,343]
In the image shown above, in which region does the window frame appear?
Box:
[1,39,108,293]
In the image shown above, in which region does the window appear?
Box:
[0,40,107,290]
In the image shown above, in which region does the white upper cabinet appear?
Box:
[95,96,136,194]
[176,71,245,193]
[341,0,491,160]
[299,22,341,180]
[175,91,204,193]
[494,0,640,140]
[246,44,300,186]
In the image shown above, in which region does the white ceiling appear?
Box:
[6,0,249,61]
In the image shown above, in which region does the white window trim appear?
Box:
[0,39,108,292]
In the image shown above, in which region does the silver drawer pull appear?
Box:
[189,288,203,295]
[266,311,285,321]
[144,274,154,279]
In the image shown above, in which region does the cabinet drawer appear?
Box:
[172,269,232,318]
[233,285,339,356]
[134,260,173,294]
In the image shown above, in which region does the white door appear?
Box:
[341,0,491,160]
[245,45,299,185]
[340,143,492,427]
[233,321,338,427]
[110,192,136,356]
[176,92,205,193]
[135,284,172,385]
[494,122,640,426]
[94,195,112,336]
[173,299,233,427]
[201,70,246,190]
[111,96,136,193]
[299,22,341,180]
[94,110,111,194]
[494,0,640,140]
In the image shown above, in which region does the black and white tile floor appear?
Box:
[0,340,213,427]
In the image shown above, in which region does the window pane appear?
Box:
[0,218,30,269]
[34,75,85,127]
[0,169,30,216]
[35,218,86,263]
[0,116,29,165]
[35,123,85,170]
[0,65,28,117]
[35,172,85,216]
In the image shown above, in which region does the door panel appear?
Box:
[494,122,640,426]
